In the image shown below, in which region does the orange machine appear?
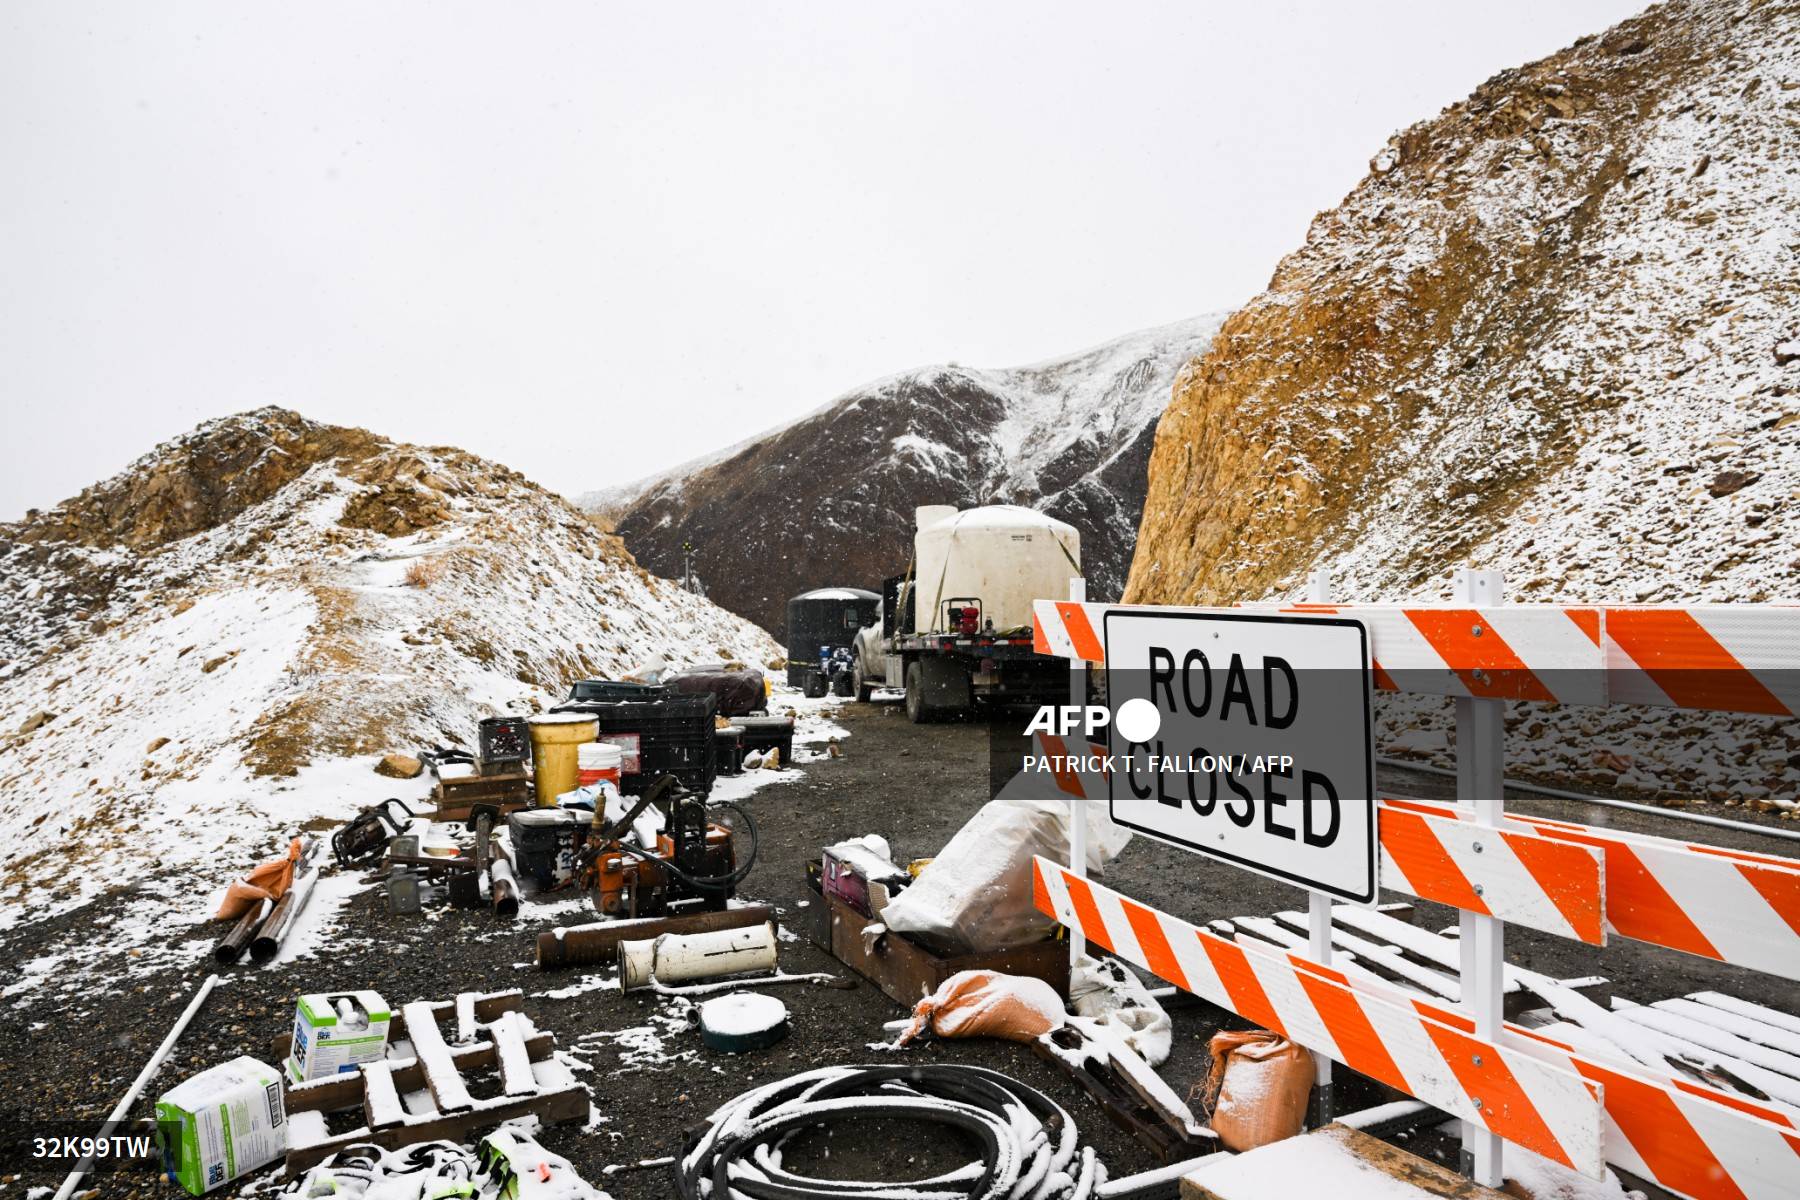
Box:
[575,775,751,918]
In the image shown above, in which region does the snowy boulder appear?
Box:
[374,752,423,779]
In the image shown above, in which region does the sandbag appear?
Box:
[1196,1029,1314,1152]
[1070,957,1173,1067]
[882,800,1130,955]
[895,970,1066,1047]
[215,838,303,921]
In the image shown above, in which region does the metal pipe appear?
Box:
[213,899,267,965]
[51,973,218,1200]
[250,866,317,963]
[536,903,777,969]
[1377,756,1800,844]
[489,839,518,920]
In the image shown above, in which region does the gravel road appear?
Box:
[0,696,1792,1199]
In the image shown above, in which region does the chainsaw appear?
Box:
[573,774,755,918]
[332,798,418,868]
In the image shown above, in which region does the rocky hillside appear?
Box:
[1127,0,1799,608]
[0,408,778,923]
[597,315,1225,635]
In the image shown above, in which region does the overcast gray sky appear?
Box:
[1,2,1643,520]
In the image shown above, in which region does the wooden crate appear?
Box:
[822,892,1069,1007]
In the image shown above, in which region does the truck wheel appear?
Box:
[905,657,969,723]
[853,664,874,703]
[904,662,935,722]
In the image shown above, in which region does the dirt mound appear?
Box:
[22,408,383,551]
[0,408,780,917]
[1127,0,1799,607]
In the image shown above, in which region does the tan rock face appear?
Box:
[1128,0,1799,607]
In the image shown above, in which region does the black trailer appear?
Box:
[785,587,881,690]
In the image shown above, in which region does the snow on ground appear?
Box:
[0,409,789,1005]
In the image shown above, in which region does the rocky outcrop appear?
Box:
[1127,0,1798,607]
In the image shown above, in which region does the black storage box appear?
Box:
[566,679,669,703]
[714,726,744,775]
[506,807,592,890]
[552,694,718,795]
[734,715,795,766]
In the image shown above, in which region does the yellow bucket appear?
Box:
[527,713,599,807]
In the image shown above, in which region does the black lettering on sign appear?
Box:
[1220,656,1256,725]
[1264,656,1298,730]
[1222,768,1255,827]
[1190,744,1217,816]
[1149,647,1177,711]
[1262,765,1295,840]
[1126,750,1151,801]
[1181,649,1211,716]
[1156,749,1184,810]
[1302,771,1341,847]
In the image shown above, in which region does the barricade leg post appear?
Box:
[1306,566,1335,1125]
[1456,568,1507,1188]
[1067,576,1087,971]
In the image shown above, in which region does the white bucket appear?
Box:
[617,921,778,991]
[577,741,624,789]
[578,742,623,770]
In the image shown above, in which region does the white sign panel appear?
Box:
[1104,609,1377,903]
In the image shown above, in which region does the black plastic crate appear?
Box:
[552,694,717,795]
[478,715,530,767]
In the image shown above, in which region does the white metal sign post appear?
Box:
[1456,568,1507,1189]
[1304,567,1336,1123]
[1101,607,1378,904]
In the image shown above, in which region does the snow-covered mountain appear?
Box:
[0,408,779,927]
[591,314,1226,635]
[1128,0,1798,609]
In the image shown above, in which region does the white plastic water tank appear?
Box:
[911,505,1081,634]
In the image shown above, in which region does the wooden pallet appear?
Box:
[280,989,585,1176]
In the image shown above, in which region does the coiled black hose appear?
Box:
[673,1064,1100,1199]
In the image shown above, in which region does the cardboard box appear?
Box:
[286,991,391,1084]
[155,1056,286,1194]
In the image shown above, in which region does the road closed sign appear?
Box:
[1103,609,1377,903]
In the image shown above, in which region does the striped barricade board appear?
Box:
[1376,799,1607,945]
[1032,600,1800,715]
[1383,797,1800,983]
[1032,857,1800,1200]
[1029,856,1607,1178]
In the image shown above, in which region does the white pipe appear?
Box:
[53,973,220,1200]
[1377,757,1800,844]
[617,922,778,991]
[649,969,838,997]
